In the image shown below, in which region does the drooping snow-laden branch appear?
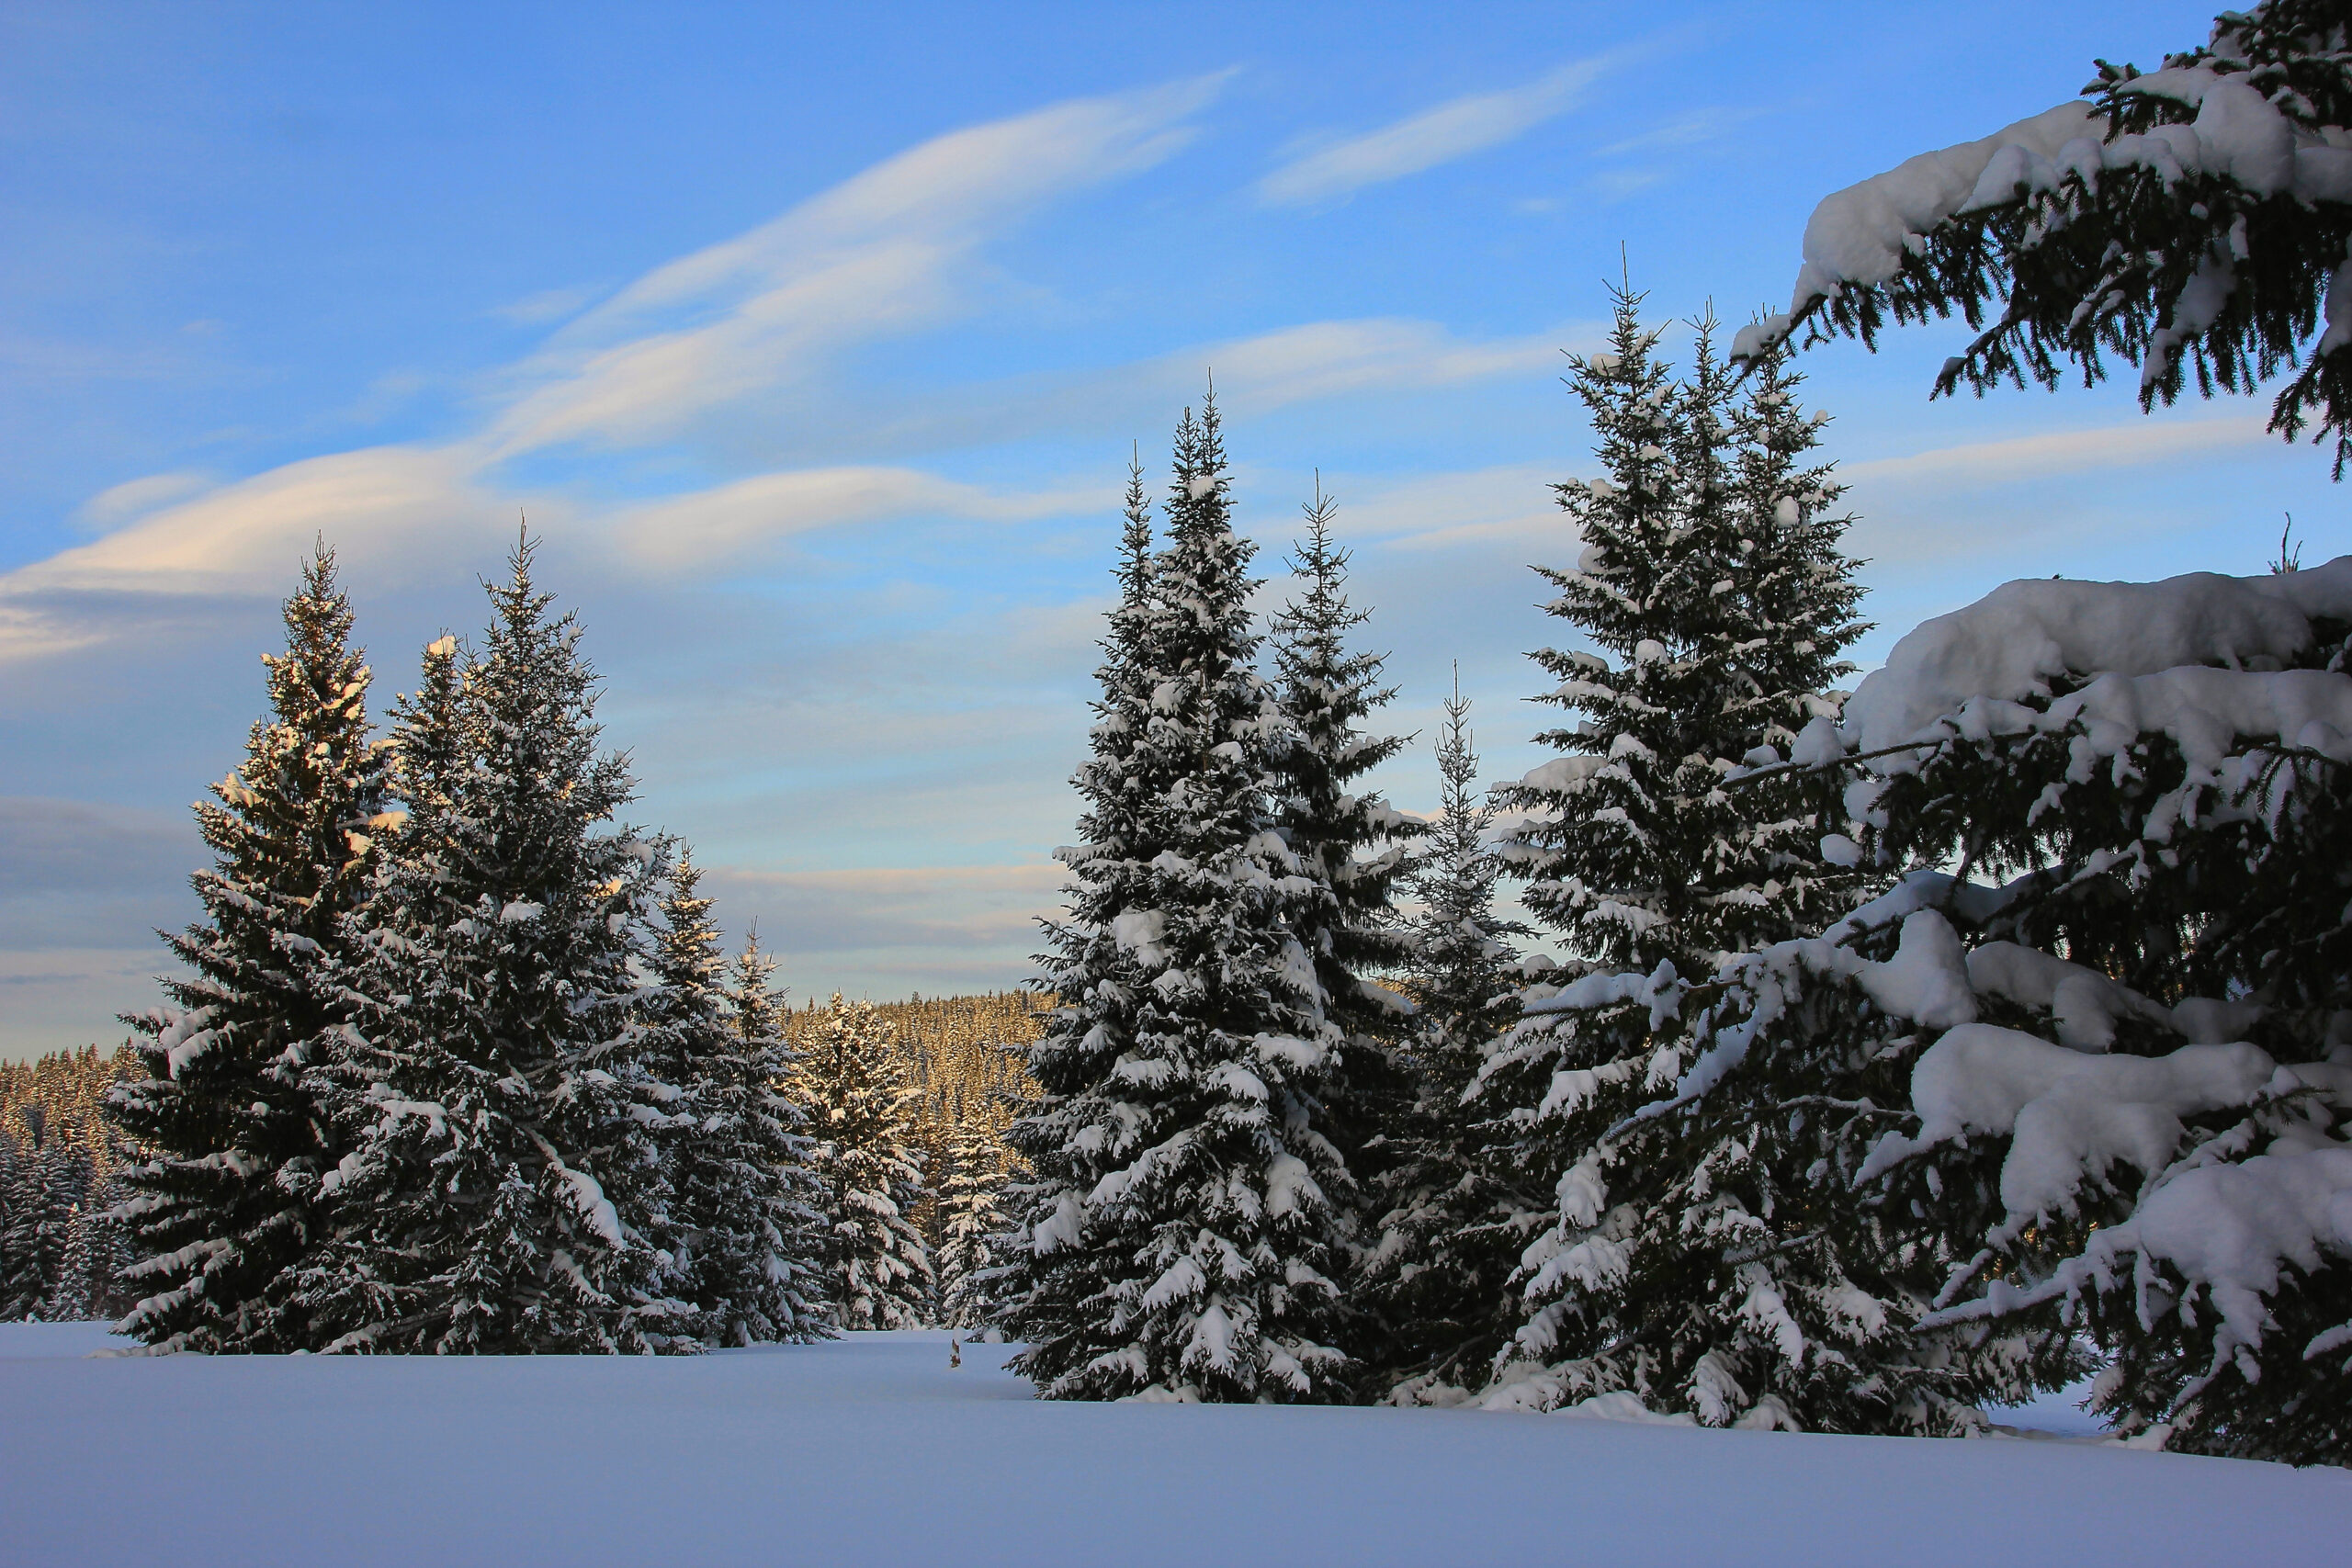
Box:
[1735,1,2352,476]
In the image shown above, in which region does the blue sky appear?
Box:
[1,0,2331,1059]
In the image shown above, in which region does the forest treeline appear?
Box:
[0,1044,141,1322]
[0,995,1045,1330]
[792,992,1045,1248]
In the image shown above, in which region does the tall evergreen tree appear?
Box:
[794,995,933,1331]
[1706,341,1874,945]
[0,1122,75,1320]
[1265,480,1419,1371]
[304,536,686,1354]
[1267,484,1416,1024]
[1364,675,1535,1396]
[1498,306,1865,977]
[995,452,1163,1362]
[1494,288,1731,979]
[649,873,828,1347]
[52,1183,135,1323]
[1471,299,1903,1428]
[934,1122,1011,1331]
[1002,394,1356,1402]
[0,1134,25,1318]
[107,544,385,1351]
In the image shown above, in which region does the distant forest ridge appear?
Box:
[2,989,1048,1253]
[7,991,1047,1156]
[0,1044,139,1175]
[785,990,1046,1244]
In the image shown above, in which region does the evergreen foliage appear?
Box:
[1472,292,1907,1427]
[1747,1,2352,474]
[1003,394,1356,1401]
[650,870,828,1346]
[1,1124,77,1319]
[2,1044,141,1168]
[107,544,386,1352]
[934,1122,1011,1330]
[0,1046,141,1321]
[1706,342,1874,948]
[1473,886,2076,1431]
[1265,482,1419,1371]
[1823,561,2352,1464]
[1266,482,1417,1046]
[48,1192,137,1323]
[1497,299,1863,983]
[1363,676,1536,1394]
[1494,290,1745,979]
[790,989,1043,1252]
[794,995,934,1330]
[0,1138,28,1317]
[302,536,687,1354]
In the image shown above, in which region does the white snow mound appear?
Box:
[1843,558,2352,754]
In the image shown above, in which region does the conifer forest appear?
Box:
[8,4,2352,1563]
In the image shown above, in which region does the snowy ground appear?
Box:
[6,1323,2346,1567]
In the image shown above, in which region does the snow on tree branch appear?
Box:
[1737,1,2352,476]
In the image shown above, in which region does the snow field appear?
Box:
[5,1325,2347,1568]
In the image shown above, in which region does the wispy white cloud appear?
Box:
[7,446,501,602]
[1595,107,1756,160]
[726,315,1586,463]
[486,74,1232,459]
[0,76,1235,658]
[0,311,1571,648]
[580,77,1229,337]
[1196,319,1568,410]
[612,467,1111,569]
[74,469,214,532]
[0,446,530,663]
[1586,167,1667,202]
[489,285,603,327]
[483,243,959,457]
[1259,58,1612,207]
[1304,461,1568,553]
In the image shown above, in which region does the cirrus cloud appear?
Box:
[1259,56,1615,207]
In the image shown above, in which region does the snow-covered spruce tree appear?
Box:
[1494,558,2352,1449]
[303,536,687,1354]
[1363,675,1538,1396]
[1476,870,2084,1430]
[1497,309,1868,972]
[1739,0,2352,473]
[1265,480,1419,1375]
[52,1183,135,1323]
[0,1126,77,1320]
[0,1135,24,1317]
[1002,395,1356,1401]
[648,863,827,1346]
[794,995,933,1330]
[934,1122,1011,1331]
[1709,339,1874,946]
[1817,558,2352,1464]
[106,544,385,1352]
[1469,299,1921,1429]
[1267,482,1416,1039]
[996,452,1161,1359]
[1493,290,1740,979]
